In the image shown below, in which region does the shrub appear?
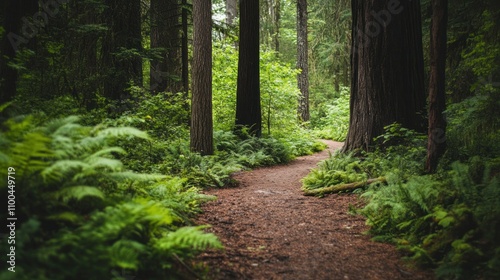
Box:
[0,115,221,279]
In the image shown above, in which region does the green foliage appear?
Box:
[308,0,351,93]
[152,131,296,188]
[304,108,500,279]
[302,124,426,191]
[0,115,221,279]
[461,11,500,89]
[446,90,500,160]
[212,41,302,137]
[362,160,500,280]
[302,151,367,190]
[87,87,322,189]
[310,86,350,141]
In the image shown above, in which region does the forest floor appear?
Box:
[195,140,434,280]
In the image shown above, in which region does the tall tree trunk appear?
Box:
[103,0,143,103]
[426,0,448,173]
[0,0,21,104]
[297,0,310,122]
[0,0,37,104]
[150,0,183,93]
[235,0,261,137]
[261,0,280,52]
[190,0,213,155]
[343,0,426,152]
[65,0,101,110]
[226,0,238,27]
[273,0,281,52]
[181,0,189,96]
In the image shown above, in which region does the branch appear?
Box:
[302,177,386,196]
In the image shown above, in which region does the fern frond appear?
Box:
[110,239,146,270]
[46,211,82,224]
[43,117,86,139]
[10,131,53,177]
[54,186,104,203]
[96,127,150,141]
[88,147,126,158]
[86,157,124,171]
[108,171,167,182]
[42,160,89,183]
[41,115,81,134]
[153,225,223,257]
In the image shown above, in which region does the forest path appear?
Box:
[196,140,432,280]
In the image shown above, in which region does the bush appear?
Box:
[0,115,221,279]
[310,86,350,141]
[303,110,500,279]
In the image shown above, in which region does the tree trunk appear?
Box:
[65,0,101,110]
[272,0,281,52]
[297,0,310,122]
[343,0,426,152]
[103,0,143,103]
[181,0,189,96]
[426,0,448,173]
[190,0,213,155]
[150,0,183,93]
[0,0,21,104]
[235,0,262,137]
[226,0,238,27]
[0,0,37,104]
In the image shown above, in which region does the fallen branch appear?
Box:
[302,177,386,196]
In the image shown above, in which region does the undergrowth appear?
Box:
[94,91,325,188]
[302,91,500,279]
[0,115,221,279]
[310,86,350,141]
[0,88,324,278]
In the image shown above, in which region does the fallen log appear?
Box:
[302,177,386,196]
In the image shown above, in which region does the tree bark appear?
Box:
[235,0,261,137]
[190,0,213,155]
[0,0,37,104]
[226,0,238,27]
[426,0,448,173]
[303,177,386,196]
[150,0,183,93]
[0,0,21,105]
[344,0,426,152]
[103,0,143,103]
[297,0,310,122]
[181,0,189,96]
[273,0,281,52]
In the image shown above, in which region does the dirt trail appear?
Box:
[196,140,433,280]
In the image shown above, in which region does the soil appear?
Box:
[196,140,434,280]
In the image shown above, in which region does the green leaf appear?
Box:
[54,186,104,203]
[97,127,150,140]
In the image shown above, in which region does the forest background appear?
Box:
[0,0,499,279]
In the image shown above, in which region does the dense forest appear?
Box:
[0,0,499,279]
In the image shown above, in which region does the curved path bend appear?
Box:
[196,140,432,280]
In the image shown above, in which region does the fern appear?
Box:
[94,126,150,141]
[54,186,104,203]
[153,226,223,259]
[0,114,222,279]
[8,132,53,178]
